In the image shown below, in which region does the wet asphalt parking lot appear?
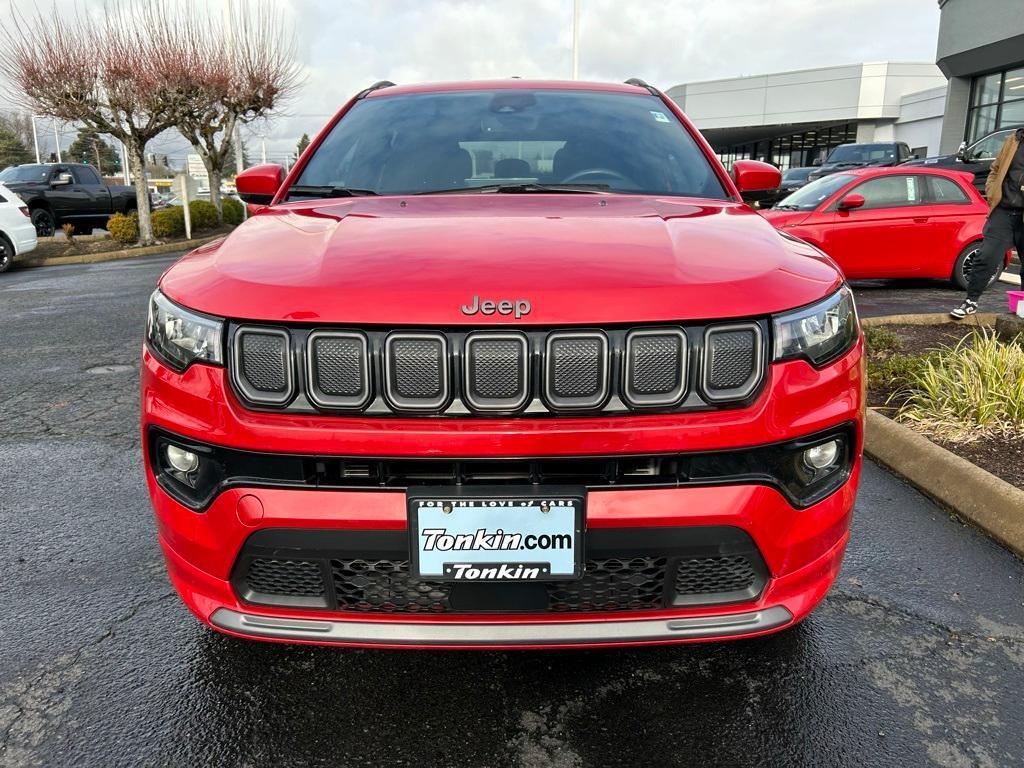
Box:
[1,255,1022,768]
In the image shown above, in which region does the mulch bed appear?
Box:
[866,321,1022,491]
[29,226,233,260]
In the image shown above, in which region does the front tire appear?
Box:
[952,241,996,291]
[31,208,55,238]
[0,235,13,273]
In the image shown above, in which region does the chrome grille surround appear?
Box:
[384,332,450,412]
[305,330,371,409]
[701,322,764,403]
[231,327,295,406]
[463,331,530,412]
[543,330,609,411]
[623,328,688,408]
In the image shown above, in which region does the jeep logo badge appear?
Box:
[461,295,531,319]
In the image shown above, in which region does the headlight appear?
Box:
[773,286,858,367]
[146,289,224,371]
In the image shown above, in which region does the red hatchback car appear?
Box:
[761,166,1008,289]
[142,80,864,649]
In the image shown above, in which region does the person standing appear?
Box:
[951,127,1024,318]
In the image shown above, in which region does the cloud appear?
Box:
[5,0,941,164]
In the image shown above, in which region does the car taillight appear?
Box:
[18,206,29,217]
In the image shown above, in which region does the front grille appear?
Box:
[702,323,764,402]
[227,320,769,416]
[233,528,769,615]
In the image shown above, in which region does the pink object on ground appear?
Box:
[1008,290,1024,315]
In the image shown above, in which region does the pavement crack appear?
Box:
[827,589,1024,647]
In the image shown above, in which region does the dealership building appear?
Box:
[935,0,1024,153]
[665,63,949,170]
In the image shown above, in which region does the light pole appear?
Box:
[30,115,40,163]
[53,120,62,162]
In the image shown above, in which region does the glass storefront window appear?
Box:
[967,65,1024,143]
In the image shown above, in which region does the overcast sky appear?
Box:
[8,0,942,166]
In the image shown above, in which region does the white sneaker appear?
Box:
[950,299,978,319]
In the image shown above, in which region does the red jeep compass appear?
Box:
[142,80,864,649]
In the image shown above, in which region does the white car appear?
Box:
[0,183,38,272]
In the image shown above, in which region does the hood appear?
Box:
[159,195,842,326]
[758,208,813,229]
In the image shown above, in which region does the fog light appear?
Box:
[166,444,199,474]
[804,440,840,470]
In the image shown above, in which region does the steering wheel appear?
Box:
[562,167,634,185]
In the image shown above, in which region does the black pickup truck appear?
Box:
[0,163,137,236]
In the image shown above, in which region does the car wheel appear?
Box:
[951,241,996,291]
[0,235,13,273]
[31,208,55,237]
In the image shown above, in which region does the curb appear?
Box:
[865,409,1024,559]
[17,235,221,268]
[861,312,1000,327]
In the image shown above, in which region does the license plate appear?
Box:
[408,491,584,582]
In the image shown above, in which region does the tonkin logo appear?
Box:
[461,295,531,319]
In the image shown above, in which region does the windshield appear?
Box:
[782,168,812,183]
[0,165,52,183]
[825,144,896,164]
[775,174,854,211]
[292,89,728,199]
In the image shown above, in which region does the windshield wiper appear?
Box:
[421,182,610,195]
[286,185,380,199]
[773,204,800,210]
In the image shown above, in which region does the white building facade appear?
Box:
[666,62,948,169]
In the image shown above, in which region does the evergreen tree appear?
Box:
[0,121,32,169]
[67,128,121,173]
[296,132,310,158]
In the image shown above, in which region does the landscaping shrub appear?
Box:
[869,353,932,391]
[863,325,901,353]
[61,223,76,247]
[151,207,185,238]
[106,211,139,244]
[188,199,219,231]
[222,197,244,226]
[896,329,1024,440]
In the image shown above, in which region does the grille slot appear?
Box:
[624,329,687,407]
[243,558,327,608]
[547,557,668,612]
[306,331,370,408]
[544,331,609,410]
[464,332,529,411]
[232,328,294,405]
[385,333,449,411]
[673,554,761,605]
[331,559,451,613]
[702,323,763,402]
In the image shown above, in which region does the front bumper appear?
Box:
[143,340,864,648]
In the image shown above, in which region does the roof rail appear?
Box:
[624,78,659,95]
[356,80,396,99]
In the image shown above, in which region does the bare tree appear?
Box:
[176,3,300,217]
[0,3,207,243]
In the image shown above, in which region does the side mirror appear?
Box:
[812,157,823,167]
[956,141,968,162]
[838,193,865,211]
[236,163,285,205]
[730,159,782,203]
[52,172,73,186]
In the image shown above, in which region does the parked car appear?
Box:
[143,79,863,650]
[0,183,38,273]
[902,126,1022,195]
[761,166,1008,289]
[806,142,914,182]
[0,162,136,237]
[760,166,815,208]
